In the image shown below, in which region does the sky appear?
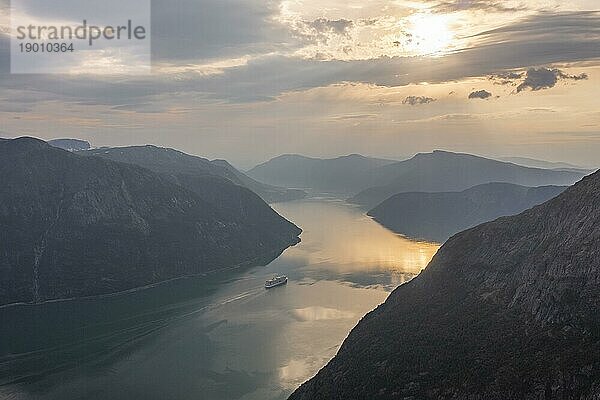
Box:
[0,0,599,169]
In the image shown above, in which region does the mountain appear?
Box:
[210,159,306,202]
[0,138,301,306]
[48,138,91,151]
[368,182,567,242]
[83,146,306,203]
[349,150,586,208]
[290,170,600,400]
[247,154,397,195]
[499,156,590,172]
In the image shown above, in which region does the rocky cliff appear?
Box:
[291,170,600,399]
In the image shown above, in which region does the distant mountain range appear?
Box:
[247,154,397,195]
[368,182,567,242]
[498,156,590,172]
[0,138,301,306]
[349,150,586,208]
[248,151,585,207]
[84,146,306,204]
[290,170,600,400]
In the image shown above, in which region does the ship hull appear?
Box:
[265,277,288,289]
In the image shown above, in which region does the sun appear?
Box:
[406,13,455,56]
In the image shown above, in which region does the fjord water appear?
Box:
[0,199,439,400]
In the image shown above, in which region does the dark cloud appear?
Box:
[150,0,294,61]
[499,72,523,79]
[432,0,527,13]
[487,67,589,91]
[516,67,588,92]
[402,96,436,105]
[488,71,524,85]
[468,90,492,99]
[2,0,295,63]
[475,11,600,43]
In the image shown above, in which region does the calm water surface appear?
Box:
[0,199,439,400]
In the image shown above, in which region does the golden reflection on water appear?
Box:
[199,199,441,398]
[268,199,441,393]
[273,199,440,275]
[290,306,355,322]
[279,359,312,387]
[272,281,391,391]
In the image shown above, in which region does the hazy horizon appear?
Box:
[1,0,599,168]
[3,135,599,171]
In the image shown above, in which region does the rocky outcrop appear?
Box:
[0,138,301,306]
[291,170,600,399]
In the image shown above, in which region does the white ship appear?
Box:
[265,275,288,289]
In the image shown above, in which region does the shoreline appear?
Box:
[0,238,300,310]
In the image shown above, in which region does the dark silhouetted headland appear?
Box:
[0,138,301,306]
[368,182,567,242]
[291,169,600,400]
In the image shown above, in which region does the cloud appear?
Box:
[488,71,524,85]
[289,17,355,49]
[1,0,295,67]
[330,113,378,121]
[431,0,528,13]
[0,11,598,108]
[307,18,354,37]
[0,104,34,113]
[468,90,492,99]
[402,96,436,105]
[516,67,588,92]
[109,103,190,114]
[150,0,294,61]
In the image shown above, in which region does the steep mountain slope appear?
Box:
[291,170,600,400]
[247,154,397,194]
[368,182,566,242]
[211,159,306,202]
[0,138,301,306]
[84,146,306,203]
[350,150,585,208]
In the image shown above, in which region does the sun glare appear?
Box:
[406,13,455,56]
